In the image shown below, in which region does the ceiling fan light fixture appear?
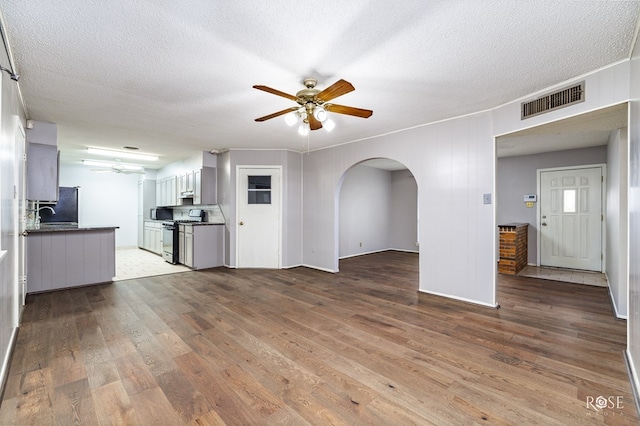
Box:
[298,123,309,136]
[323,118,335,132]
[313,106,328,122]
[284,112,298,127]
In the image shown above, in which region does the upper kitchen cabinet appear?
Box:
[26,121,59,202]
[194,167,217,205]
[156,176,177,207]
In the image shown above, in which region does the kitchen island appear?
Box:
[25,225,118,293]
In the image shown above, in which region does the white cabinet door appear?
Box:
[179,230,185,264]
[184,230,194,267]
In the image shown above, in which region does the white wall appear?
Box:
[626,33,640,398]
[59,164,140,247]
[606,128,629,319]
[303,112,496,306]
[339,165,391,257]
[390,169,419,252]
[497,146,608,264]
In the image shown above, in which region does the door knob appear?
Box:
[239,221,244,226]
[541,222,547,226]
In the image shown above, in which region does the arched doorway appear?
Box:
[336,158,419,289]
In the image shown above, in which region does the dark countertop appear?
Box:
[25,224,119,234]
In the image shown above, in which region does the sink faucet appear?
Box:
[34,206,55,227]
[38,206,56,215]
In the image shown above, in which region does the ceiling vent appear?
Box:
[521,81,585,120]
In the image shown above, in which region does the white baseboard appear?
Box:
[300,264,337,273]
[418,289,498,309]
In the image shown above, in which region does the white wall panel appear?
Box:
[627,35,640,397]
[606,129,628,318]
[339,165,391,257]
[389,170,418,251]
[303,111,496,306]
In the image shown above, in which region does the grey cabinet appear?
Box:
[26,228,116,293]
[194,167,217,205]
[26,142,59,201]
[180,224,222,270]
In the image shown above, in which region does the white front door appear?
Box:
[236,167,281,268]
[539,166,603,271]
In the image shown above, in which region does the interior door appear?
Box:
[539,166,603,271]
[237,167,281,268]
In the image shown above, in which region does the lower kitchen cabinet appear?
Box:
[142,221,163,255]
[26,227,116,293]
[179,224,223,269]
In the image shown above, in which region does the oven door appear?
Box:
[162,223,177,263]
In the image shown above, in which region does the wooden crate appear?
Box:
[498,223,528,275]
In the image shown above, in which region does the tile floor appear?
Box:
[517,264,608,287]
[114,247,190,281]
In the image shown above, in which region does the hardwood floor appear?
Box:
[0,251,637,425]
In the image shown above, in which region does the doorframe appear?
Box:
[235,165,283,269]
[536,163,607,272]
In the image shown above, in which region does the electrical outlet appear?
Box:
[359,242,363,247]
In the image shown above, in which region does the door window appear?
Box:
[248,175,271,204]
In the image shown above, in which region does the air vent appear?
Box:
[521,81,585,119]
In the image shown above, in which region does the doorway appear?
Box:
[538,165,604,271]
[336,158,419,288]
[236,166,282,268]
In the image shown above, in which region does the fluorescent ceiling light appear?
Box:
[87,147,158,161]
[83,160,114,168]
[83,160,143,171]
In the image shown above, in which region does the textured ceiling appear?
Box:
[0,1,638,169]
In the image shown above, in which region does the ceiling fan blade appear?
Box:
[325,103,373,118]
[255,107,299,122]
[316,79,355,102]
[253,85,298,101]
[308,113,323,131]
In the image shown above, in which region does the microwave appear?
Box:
[151,208,173,220]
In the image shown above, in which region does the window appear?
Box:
[563,189,576,213]
[248,175,271,204]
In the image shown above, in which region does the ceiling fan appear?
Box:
[253,78,373,131]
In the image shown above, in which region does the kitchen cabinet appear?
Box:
[179,171,195,195]
[194,167,217,205]
[26,142,59,201]
[179,224,223,269]
[143,221,163,254]
[156,176,177,207]
[26,227,116,293]
[184,229,194,267]
[178,224,186,264]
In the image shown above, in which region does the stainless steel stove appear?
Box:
[161,209,206,264]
